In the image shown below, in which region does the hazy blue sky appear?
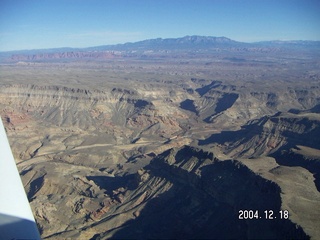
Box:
[0,0,319,51]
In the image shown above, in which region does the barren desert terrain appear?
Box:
[0,36,320,239]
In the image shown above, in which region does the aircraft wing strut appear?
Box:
[0,117,41,240]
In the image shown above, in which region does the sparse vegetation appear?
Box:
[0,37,319,239]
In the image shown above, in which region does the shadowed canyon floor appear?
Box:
[0,40,320,239]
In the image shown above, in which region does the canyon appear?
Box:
[0,36,320,239]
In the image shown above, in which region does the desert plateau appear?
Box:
[0,36,320,239]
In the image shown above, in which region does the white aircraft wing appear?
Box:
[0,117,41,240]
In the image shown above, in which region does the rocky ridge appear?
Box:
[37,146,308,239]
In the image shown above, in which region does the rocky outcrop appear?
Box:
[92,146,308,239]
[29,146,307,239]
[200,111,320,158]
[0,84,185,139]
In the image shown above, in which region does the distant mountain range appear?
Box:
[87,35,240,51]
[1,35,319,62]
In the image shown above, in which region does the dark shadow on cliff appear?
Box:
[203,93,239,123]
[198,119,266,146]
[179,99,198,114]
[195,80,222,97]
[87,174,138,196]
[214,93,239,114]
[28,174,45,200]
[93,150,309,239]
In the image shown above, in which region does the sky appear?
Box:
[0,0,320,51]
